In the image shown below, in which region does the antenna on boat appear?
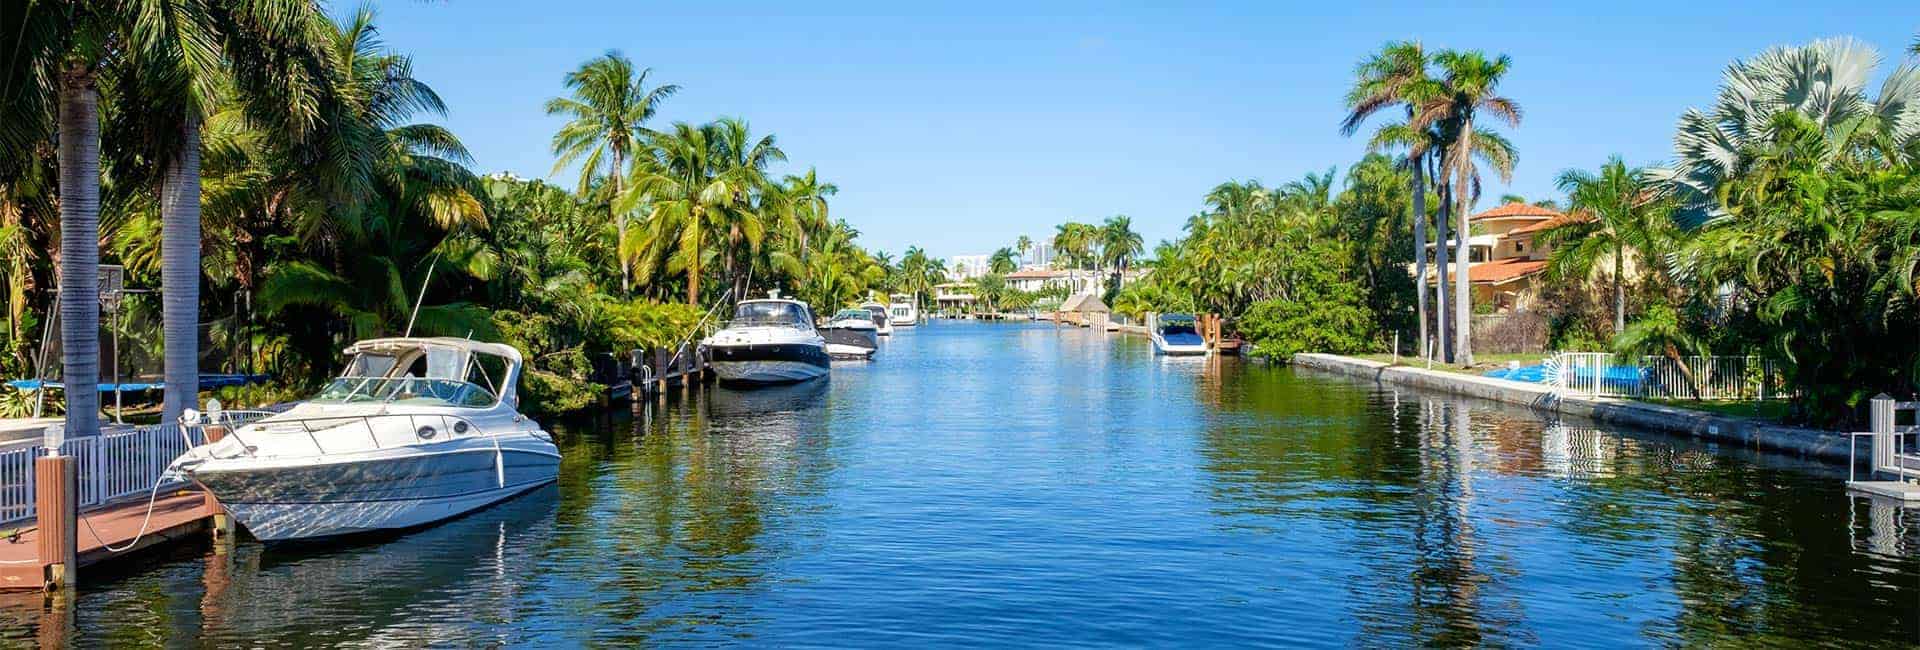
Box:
[403,254,440,338]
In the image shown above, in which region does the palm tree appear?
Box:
[1653,38,1920,226]
[1540,156,1673,334]
[1014,235,1032,266]
[622,119,782,306]
[1342,41,1435,359]
[783,167,837,256]
[988,247,1017,275]
[1100,215,1143,289]
[546,51,678,294]
[1425,49,1522,365]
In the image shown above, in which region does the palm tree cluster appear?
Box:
[1111,158,1414,351]
[1045,216,1143,298]
[1341,41,1521,366]
[0,6,890,419]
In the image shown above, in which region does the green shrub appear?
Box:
[1238,279,1375,360]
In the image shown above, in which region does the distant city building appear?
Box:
[1024,241,1054,270]
[947,254,991,281]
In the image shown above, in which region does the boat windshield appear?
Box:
[733,301,810,327]
[833,309,871,321]
[1159,314,1198,336]
[311,348,504,408]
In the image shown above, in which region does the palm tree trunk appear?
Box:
[1613,243,1625,334]
[613,148,628,295]
[58,66,102,438]
[687,211,701,306]
[1434,180,1451,363]
[1411,158,1428,360]
[1452,130,1475,367]
[162,119,203,422]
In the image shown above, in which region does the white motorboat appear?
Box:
[888,293,920,327]
[174,337,560,542]
[821,308,880,359]
[703,295,831,384]
[860,301,894,336]
[1150,313,1209,356]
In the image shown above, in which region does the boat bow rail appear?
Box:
[194,411,514,460]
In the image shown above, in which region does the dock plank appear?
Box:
[0,490,213,590]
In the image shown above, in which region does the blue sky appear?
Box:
[369,1,1917,258]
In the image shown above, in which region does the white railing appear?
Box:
[1551,352,1791,400]
[0,421,222,527]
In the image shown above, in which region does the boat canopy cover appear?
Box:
[733,300,813,327]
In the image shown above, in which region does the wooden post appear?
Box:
[34,455,76,591]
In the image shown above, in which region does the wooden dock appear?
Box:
[0,489,216,591]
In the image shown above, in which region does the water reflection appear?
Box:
[0,322,1916,645]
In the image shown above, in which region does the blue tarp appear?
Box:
[6,373,271,392]
[1483,363,1648,389]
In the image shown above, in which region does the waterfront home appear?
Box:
[934,282,978,311]
[1421,202,1591,312]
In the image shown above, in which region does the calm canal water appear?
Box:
[1,321,1916,646]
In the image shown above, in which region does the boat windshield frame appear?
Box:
[311,344,514,408]
[832,308,873,322]
[731,301,813,328]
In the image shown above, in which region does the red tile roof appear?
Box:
[1466,259,1548,284]
[1470,202,1566,222]
[1507,212,1593,236]
[1006,269,1067,279]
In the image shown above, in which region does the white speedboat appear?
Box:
[174,338,560,542]
[860,301,894,336]
[888,293,920,327]
[821,308,880,359]
[1150,313,1209,356]
[703,295,831,384]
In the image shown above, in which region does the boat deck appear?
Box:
[0,490,214,591]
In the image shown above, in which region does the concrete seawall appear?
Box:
[1291,353,1853,463]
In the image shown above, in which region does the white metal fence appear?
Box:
[0,417,256,526]
[1550,352,1791,400]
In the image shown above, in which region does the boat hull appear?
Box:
[708,343,831,384]
[821,327,878,359]
[1152,332,1209,356]
[191,442,560,541]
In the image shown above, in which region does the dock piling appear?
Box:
[33,455,76,592]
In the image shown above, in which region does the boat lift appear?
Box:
[1847,395,1920,502]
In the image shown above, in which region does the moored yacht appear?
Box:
[860,300,894,336]
[888,293,920,327]
[821,308,881,359]
[1150,313,1209,356]
[703,294,832,384]
[173,337,561,542]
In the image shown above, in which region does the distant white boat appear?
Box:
[704,296,832,384]
[1150,313,1208,356]
[860,301,894,336]
[176,337,561,542]
[822,308,880,359]
[888,293,920,327]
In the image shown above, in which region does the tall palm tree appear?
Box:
[546,51,677,294]
[1343,43,1438,360]
[131,2,325,422]
[1424,49,1522,365]
[1014,235,1032,266]
[1540,156,1672,334]
[783,167,837,256]
[1100,215,1143,289]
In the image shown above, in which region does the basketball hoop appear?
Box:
[99,264,124,313]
